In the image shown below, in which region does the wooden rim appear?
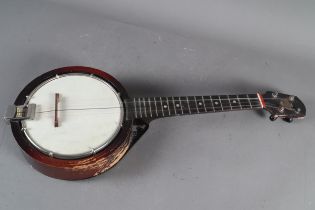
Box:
[10,66,133,180]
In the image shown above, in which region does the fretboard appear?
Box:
[124,94,263,120]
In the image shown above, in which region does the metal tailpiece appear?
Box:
[3,104,36,123]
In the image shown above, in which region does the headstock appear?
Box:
[262,91,306,123]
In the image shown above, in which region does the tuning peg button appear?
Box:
[283,118,293,123]
[269,115,278,121]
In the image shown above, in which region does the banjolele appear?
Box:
[4,66,306,180]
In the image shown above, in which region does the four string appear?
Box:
[36,99,264,113]
[35,97,281,116]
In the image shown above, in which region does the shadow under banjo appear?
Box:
[4,66,306,180]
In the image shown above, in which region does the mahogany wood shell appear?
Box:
[10,66,133,180]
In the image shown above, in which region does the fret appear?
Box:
[168,97,176,115]
[236,95,242,109]
[201,96,208,112]
[218,96,224,111]
[187,96,197,114]
[203,96,214,112]
[238,94,251,109]
[194,96,200,113]
[159,97,165,116]
[166,97,171,115]
[148,97,155,117]
[211,96,222,112]
[180,97,190,114]
[229,95,241,110]
[172,97,177,115]
[155,97,162,116]
[138,98,142,117]
[143,98,151,117]
[134,98,138,118]
[201,96,207,112]
[142,98,147,117]
[179,98,184,114]
[247,94,252,109]
[154,97,158,117]
[186,97,191,114]
[174,96,184,114]
[148,98,153,117]
[227,95,232,111]
[195,96,206,113]
[209,96,215,112]
[219,95,231,111]
[186,97,192,114]
[127,93,261,120]
[161,97,169,116]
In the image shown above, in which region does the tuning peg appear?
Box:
[283,117,293,123]
[269,115,278,121]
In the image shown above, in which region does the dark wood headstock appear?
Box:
[262,91,306,123]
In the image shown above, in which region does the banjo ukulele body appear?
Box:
[5,66,306,180]
[8,66,148,180]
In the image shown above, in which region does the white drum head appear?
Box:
[23,74,123,159]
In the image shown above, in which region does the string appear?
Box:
[263,98,294,100]
[127,105,265,115]
[123,97,287,102]
[34,97,284,113]
[37,107,120,113]
[34,96,282,114]
[36,103,263,114]
[119,97,284,106]
[124,98,262,103]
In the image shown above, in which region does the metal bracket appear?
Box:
[3,104,36,123]
[130,119,149,146]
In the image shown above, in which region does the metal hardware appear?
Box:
[131,119,149,146]
[289,95,295,101]
[91,148,96,155]
[280,98,294,111]
[4,104,36,123]
[283,117,293,123]
[269,114,278,121]
[279,107,285,113]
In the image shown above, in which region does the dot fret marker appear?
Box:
[128,94,263,119]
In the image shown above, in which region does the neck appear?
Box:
[124,93,264,120]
